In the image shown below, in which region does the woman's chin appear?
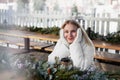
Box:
[68,41,73,44]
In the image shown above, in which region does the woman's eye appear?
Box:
[64,31,68,33]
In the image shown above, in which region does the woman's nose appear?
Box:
[68,32,72,37]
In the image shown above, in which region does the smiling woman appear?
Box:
[48,20,95,71]
[62,22,77,44]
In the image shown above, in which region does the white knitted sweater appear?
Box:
[48,28,95,70]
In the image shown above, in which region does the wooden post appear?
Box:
[115,50,119,54]
[105,48,108,52]
[24,38,30,51]
[95,47,98,51]
[100,48,103,51]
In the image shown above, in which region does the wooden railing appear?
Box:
[0,32,120,63]
[0,32,58,51]
[0,32,120,52]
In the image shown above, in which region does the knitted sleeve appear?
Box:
[69,28,95,70]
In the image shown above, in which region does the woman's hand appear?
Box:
[69,41,84,68]
[72,28,82,44]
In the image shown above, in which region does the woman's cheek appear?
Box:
[64,33,67,40]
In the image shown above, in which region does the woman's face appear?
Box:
[63,23,77,44]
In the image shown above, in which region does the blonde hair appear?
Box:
[61,20,93,46]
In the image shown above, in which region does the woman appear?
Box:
[48,20,95,71]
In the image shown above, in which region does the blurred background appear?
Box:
[0,0,120,80]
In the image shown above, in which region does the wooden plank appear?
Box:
[44,45,55,52]
[0,40,9,43]
[0,33,120,63]
[44,40,120,52]
[0,32,120,51]
[28,36,58,42]
[28,38,120,51]
[93,40,120,51]
[1,31,119,50]
[13,42,54,50]
[94,44,120,51]
[0,32,28,38]
[94,55,120,63]
[44,45,120,63]
[32,43,54,50]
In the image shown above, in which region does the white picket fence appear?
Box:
[78,14,120,35]
[0,9,120,36]
[0,10,70,27]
